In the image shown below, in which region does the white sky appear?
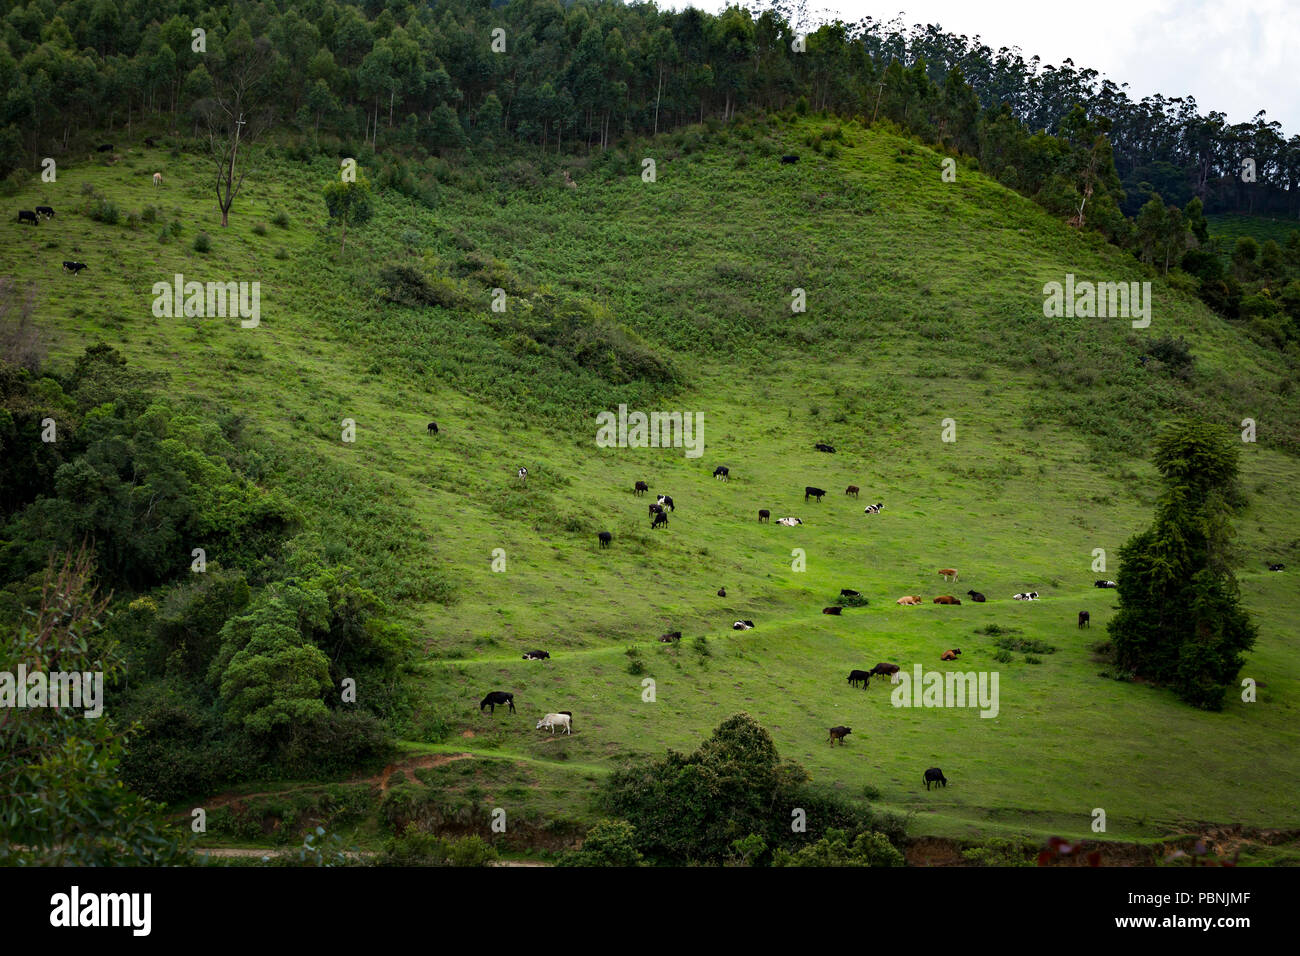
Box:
[672,0,1299,134]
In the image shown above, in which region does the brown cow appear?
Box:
[845,485,859,498]
[934,596,962,605]
[940,648,962,661]
[896,595,923,605]
[938,568,959,582]
[828,726,852,745]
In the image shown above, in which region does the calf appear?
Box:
[934,595,961,605]
[863,502,884,514]
[62,261,88,275]
[1013,591,1039,601]
[827,725,851,745]
[426,421,439,435]
[34,205,54,219]
[597,531,612,548]
[781,154,800,164]
[776,516,802,526]
[651,511,668,529]
[732,620,755,630]
[814,443,836,453]
[152,172,163,187]
[522,650,550,660]
[805,486,827,502]
[938,568,958,582]
[896,595,923,606]
[940,649,962,661]
[923,767,948,791]
[480,691,515,714]
[17,210,38,225]
[536,712,572,735]
[1078,611,1090,628]
[847,670,871,689]
[1094,580,1117,588]
[822,606,842,615]
[845,485,859,497]
[659,631,682,643]
[633,480,649,496]
[713,465,729,481]
[966,590,986,603]
[657,495,674,511]
[758,509,770,522]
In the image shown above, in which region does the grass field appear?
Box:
[7,116,1300,857]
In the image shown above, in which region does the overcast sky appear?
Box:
[672,0,1298,134]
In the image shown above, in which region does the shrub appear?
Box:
[192,232,211,253]
[271,211,290,228]
[252,222,267,236]
[88,198,119,224]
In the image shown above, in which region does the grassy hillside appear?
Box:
[7,115,1300,855]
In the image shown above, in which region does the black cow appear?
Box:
[869,662,900,679]
[598,531,612,548]
[966,590,986,603]
[62,261,87,275]
[1094,580,1117,588]
[1078,611,1090,628]
[1267,563,1284,572]
[522,650,550,660]
[17,210,38,225]
[828,725,851,745]
[634,480,649,496]
[659,631,682,643]
[656,495,674,511]
[651,511,668,529]
[649,503,664,516]
[840,589,861,598]
[781,154,800,164]
[758,509,770,522]
[814,443,836,453]
[480,691,516,714]
[923,767,948,790]
[427,421,438,435]
[717,587,727,597]
[713,465,729,481]
[144,136,158,147]
[847,670,871,689]
[35,205,54,219]
[96,144,114,152]
[805,486,826,502]
[822,606,842,615]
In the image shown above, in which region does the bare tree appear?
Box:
[199,33,273,227]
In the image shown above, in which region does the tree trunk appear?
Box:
[654,66,663,136]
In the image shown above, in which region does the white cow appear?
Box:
[1013,591,1039,601]
[777,517,802,526]
[536,712,571,734]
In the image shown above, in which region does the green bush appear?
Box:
[193,231,211,253]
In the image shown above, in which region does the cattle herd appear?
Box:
[464,452,1125,794]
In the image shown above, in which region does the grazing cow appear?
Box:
[480,691,516,714]
[869,663,900,679]
[597,531,612,548]
[923,767,948,791]
[938,568,958,582]
[934,596,961,605]
[776,516,802,526]
[966,590,986,603]
[1013,591,1039,601]
[733,620,755,630]
[152,172,163,187]
[657,495,675,511]
[35,205,54,219]
[845,485,859,497]
[651,511,668,529]
[649,503,664,516]
[536,713,572,734]
[517,466,528,483]
[659,631,682,643]
[62,261,87,275]
[1267,564,1284,572]
[863,502,884,514]
[1094,580,1117,588]
[940,649,962,661]
[96,144,113,152]
[758,509,770,522]
[822,606,842,615]
[814,443,836,453]
[847,669,871,688]
[805,486,827,502]
[634,481,649,496]
[17,210,38,225]
[426,421,439,435]
[713,465,729,481]
[1078,611,1090,628]
[840,589,861,598]
[522,650,550,660]
[781,154,800,164]
[896,595,923,606]
[717,587,726,597]
[828,725,851,745]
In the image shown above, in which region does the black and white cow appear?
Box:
[713,466,729,481]
[522,650,550,660]
[1013,591,1039,601]
[657,494,674,511]
[733,620,755,630]
[62,261,88,275]
[1094,580,1117,588]
[1267,564,1284,572]
[863,502,884,514]
[776,516,802,526]
[35,205,54,219]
